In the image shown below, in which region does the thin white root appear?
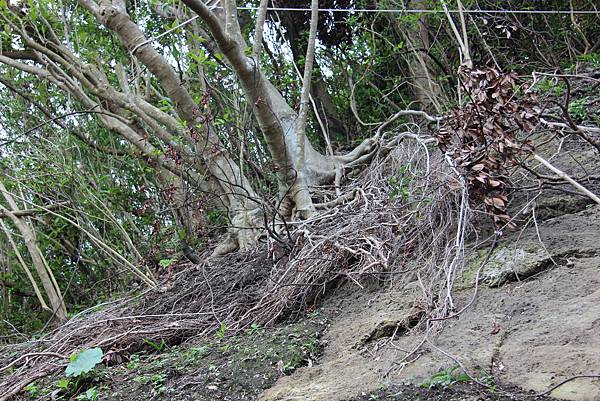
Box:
[314,187,363,209]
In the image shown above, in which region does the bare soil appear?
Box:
[347,382,559,401]
[260,206,600,401]
[12,206,600,401]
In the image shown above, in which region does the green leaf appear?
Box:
[76,387,98,401]
[65,348,103,377]
[56,378,71,389]
[216,321,227,339]
[158,258,174,268]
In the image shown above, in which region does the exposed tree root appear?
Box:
[3,113,596,398]
[0,134,469,399]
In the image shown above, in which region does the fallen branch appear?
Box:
[533,153,600,205]
[540,118,600,134]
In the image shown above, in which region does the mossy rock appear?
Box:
[458,244,550,289]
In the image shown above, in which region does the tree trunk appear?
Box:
[182,0,377,219]
[389,0,446,112]
[79,1,269,253]
[0,182,67,322]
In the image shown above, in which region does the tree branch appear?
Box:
[251,0,269,61]
[296,0,319,170]
[0,203,70,219]
[534,154,600,205]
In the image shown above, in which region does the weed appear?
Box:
[420,365,471,389]
[215,321,227,340]
[207,209,228,227]
[52,348,104,400]
[143,338,167,353]
[535,77,564,97]
[66,348,103,378]
[76,387,99,401]
[246,323,262,336]
[24,383,39,398]
[133,373,167,395]
[389,166,411,200]
[126,354,141,370]
[576,52,600,68]
[185,345,210,363]
[158,258,176,269]
[569,97,589,122]
[56,378,71,390]
[479,371,497,392]
[278,334,322,374]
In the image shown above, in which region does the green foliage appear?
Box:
[126,354,141,370]
[280,334,321,374]
[76,387,99,401]
[143,338,168,353]
[246,323,262,336]
[420,365,471,389]
[184,345,210,363]
[158,258,176,269]
[1,0,599,342]
[215,321,228,340]
[56,377,71,389]
[133,373,167,395]
[569,97,589,122]
[480,371,497,392]
[24,383,39,398]
[207,209,228,227]
[388,166,411,200]
[576,53,600,68]
[65,348,103,378]
[534,77,564,97]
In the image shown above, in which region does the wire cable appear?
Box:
[234,6,599,15]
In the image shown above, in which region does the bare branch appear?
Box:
[0,203,70,219]
[251,0,269,61]
[533,154,600,205]
[296,0,320,170]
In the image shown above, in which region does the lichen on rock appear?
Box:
[459,244,551,289]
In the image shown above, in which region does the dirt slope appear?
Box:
[6,131,600,401]
[260,206,600,401]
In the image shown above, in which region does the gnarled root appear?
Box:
[211,208,265,257]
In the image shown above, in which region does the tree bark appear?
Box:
[181,0,374,216]
[0,182,67,322]
[79,0,267,253]
[86,2,258,211]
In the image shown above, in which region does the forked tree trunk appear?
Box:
[182,0,378,217]
[79,0,268,254]
[74,0,377,254]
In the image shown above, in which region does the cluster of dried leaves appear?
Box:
[435,66,540,227]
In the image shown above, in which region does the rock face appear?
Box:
[478,246,550,287]
[260,206,600,401]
